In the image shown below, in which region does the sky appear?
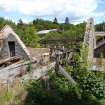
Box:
[0,0,105,24]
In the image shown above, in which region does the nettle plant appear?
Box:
[72,44,105,99]
[79,72,105,99]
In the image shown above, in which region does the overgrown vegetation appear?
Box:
[24,50,105,105]
[95,22,105,31]
[0,17,85,48]
[0,80,26,105]
[1,17,105,105]
[25,69,105,105]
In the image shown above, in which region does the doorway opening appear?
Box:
[8,41,15,57]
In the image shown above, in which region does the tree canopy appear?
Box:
[0,17,86,48]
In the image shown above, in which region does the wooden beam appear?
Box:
[59,65,77,86]
[0,56,21,66]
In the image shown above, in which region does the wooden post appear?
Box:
[41,75,50,90]
[55,54,60,73]
[7,80,9,92]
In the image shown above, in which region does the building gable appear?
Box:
[0,25,31,60]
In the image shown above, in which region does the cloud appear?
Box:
[0,0,103,23]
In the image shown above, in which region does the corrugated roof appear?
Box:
[37,29,57,35]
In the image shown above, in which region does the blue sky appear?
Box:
[0,0,105,24]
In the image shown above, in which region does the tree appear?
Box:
[17,19,24,28]
[53,17,58,24]
[65,17,69,24]
[33,18,59,30]
[16,24,40,48]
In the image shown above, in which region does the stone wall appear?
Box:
[0,61,27,80]
[0,25,31,60]
[1,33,30,60]
[84,18,96,63]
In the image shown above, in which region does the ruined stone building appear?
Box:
[84,18,105,64]
[0,25,31,60]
